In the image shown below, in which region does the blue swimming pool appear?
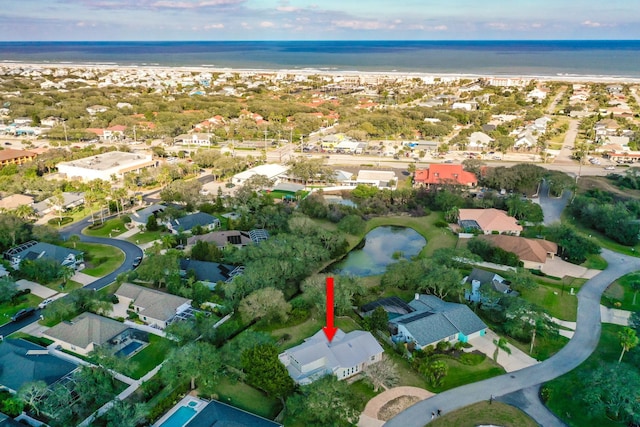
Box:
[115,341,143,358]
[159,406,197,427]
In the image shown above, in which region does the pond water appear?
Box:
[329,226,426,277]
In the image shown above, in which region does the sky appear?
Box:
[0,0,639,41]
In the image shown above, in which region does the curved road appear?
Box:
[0,216,142,337]
[385,248,640,427]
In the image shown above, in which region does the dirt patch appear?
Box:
[377,395,421,421]
[577,176,640,200]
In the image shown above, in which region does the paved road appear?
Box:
[0,216,142,337]
[537,179,572,225]
[384,249,640,427]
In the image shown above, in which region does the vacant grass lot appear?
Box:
[65,242,124,277]
[129,335,174,380]
[602,272,640,310]
[429,401,538,427]
[83,218,128,237]
[545,324,634,427]
[519,283,578,321]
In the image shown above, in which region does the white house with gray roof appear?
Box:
[4,240,83,271]
[390,294,487,349]
[115,283,191,329]
[43,313,130,356]
[278,329,383,385]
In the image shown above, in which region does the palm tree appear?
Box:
[493,337,512,362]
[630,279,640,306]
[618,327,639,363]
[49,190,66,223]
[68,235,80,249]
[12,204,35,221]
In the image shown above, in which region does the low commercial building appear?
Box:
[56,151,156,182]
[0,149,37,167]
[414,164,478,188]
[232,164,289,186]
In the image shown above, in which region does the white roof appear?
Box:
[233,164,289,181]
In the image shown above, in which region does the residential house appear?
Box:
[187,230,253,249]
[185,399,282,427]
[278,329,384,385]
[464,268,518,303]
[355,170,398,190]
[0,194,34,211]
[527,87,549,102]
[390,294,487,349]
[451,102,476,111]
[40,116,64,127]
[115,283,192,329]
[514,131,537,149]
[32,192,85,216]
[458,208,523,235]
[360,296,414,318]
[413,164,478,188]
[0,149,37,167]
[0,338,77,393]
[468,132,494,150]
[86,125,126,142]
[167,212,221,235]
[43,313,132,356]
[477,234,558,269]
[179,259,243,289]
[4,240,84,271]
[130,204,165,228]
[86,105,109,115]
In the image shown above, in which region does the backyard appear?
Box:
[208,377,281,420]
[128,334,174,380]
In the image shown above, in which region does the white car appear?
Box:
[604,166,616,170]
[38,298,54,309]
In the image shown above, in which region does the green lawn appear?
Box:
[0,294,42,324]
[271,316,324,350]
[544,324,633,427]
[429,356,505,393]
[83,218,129,237]
[366,213,457,257]
[8,332,53,347]
[335,315,361,333]
[65,242,125,277]
[563,213,640,257]
[519,283,578,321]
[429,401,539,427]
[582,253,608,270]
[129,335,174,380]
[208,378,281,420]
[602,272,640,310]
[126,230,166,245]
[507,333,569,362]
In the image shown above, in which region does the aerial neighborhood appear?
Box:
[0,63,639,427]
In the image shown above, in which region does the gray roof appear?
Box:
[43,313,129,349]
[4,241,82,266]
[115,283,191,323]
[0,339,77,392]
[171,212,220,231]
[186,400,282,427]
[467,268,504,286]
[391,295,487,347]
[179,259,235,284]
[282,329,383,382]
[130,204,165,224]
[33,192,85,215]
[361,297,413,316]
[187,230,252,248]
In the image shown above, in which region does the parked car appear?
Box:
[11,308,36,322]
[38,298,54,309]
[604,166,616,170]
[133,256,142,268]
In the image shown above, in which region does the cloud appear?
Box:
[581,20,615,28]
[259,21,275,28]
[151,0,244,9]
[76,0,245,10]
[203,23,224,29]
[331,19,390,30]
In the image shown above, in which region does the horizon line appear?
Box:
[1,39,640,43]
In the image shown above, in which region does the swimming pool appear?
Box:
[159,406,197,427]
[115,341,144,358]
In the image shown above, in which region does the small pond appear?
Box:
[329,226,426,277]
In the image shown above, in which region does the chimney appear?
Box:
[414,293,419,300]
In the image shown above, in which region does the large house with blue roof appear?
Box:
[390,294,487,349]
[167,212,220,235]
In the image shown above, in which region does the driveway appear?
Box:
[540,257,600,279]
[466,330,538,373]
[537,179,572,225]
[15,279,58,299]
[384,249,640,427]
[600,305,631,326]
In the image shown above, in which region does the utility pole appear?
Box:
[62,120,68,145]
[300,135,304,155]
[263,130,268,152]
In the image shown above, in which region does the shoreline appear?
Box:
[2,61,640,84]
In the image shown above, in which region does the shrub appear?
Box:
[459,352,485,366]
[434,220,449,228]
[147,382,190,423]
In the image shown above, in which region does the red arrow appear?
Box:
[323,276,338,342]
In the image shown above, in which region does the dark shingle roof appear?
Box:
[360,297,414,316]
[179,259,235,283]
[186,400,282,427]
[0,339,77,392]
[171,212,220,231]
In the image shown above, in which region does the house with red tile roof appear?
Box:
[414,164,478,188]
[477,234,558,269]
[86,125,127,142]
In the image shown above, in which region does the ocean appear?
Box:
[0,40,639,77]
